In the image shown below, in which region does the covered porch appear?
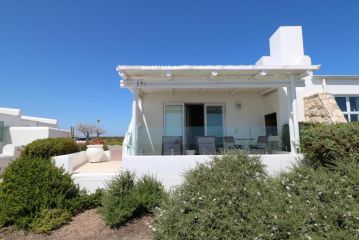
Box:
[119,65,319,157]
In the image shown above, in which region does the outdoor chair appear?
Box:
[215,137,224,152]
[249,136,269,154]
[197,136,216,155]
[223,136,242,150]
[162,136,183,155]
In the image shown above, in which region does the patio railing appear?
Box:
[124,125,287,156]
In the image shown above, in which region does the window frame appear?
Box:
[204,103,226,137]
[334,95,359,122]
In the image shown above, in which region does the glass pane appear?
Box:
[206,106,224,137]
[350,114,358,122]
[344,114,349,121]
[349,97,359,112]
[335,97,347,111]
[164,105,183,136]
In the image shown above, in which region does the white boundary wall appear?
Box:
[122,154,301,190]
[53,150,112,193]
[2,127,70,148]
[53,151,111,174]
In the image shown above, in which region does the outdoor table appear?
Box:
[235,138,255,151]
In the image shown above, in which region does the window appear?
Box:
[334,96,359,122]
[164,105,183,136]
[205,105,224,137]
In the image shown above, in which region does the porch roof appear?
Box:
[118,65,320,90]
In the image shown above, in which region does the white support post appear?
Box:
[289,75,300,154]
[287,86,295,154]
[132,80,139,155]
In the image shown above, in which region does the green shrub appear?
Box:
[78,143,87,151]
[100,171,138,227]
[100,171,167,228]
[65,188,104,215]
[21,138,80,159]
[136,175,167,213]
[300,122,359,167]
[102,137,124,146]
[269,159,359,239]
[30,208,71,234]
[154,150,359,239]
[0,156,99,232]
[154,150,268,239]
[0,157,78,230]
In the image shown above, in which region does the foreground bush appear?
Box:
[100,171,167,228]
[300,122,359,167]
[20,138,80,159]
[269,159,359,239]
[154,150,359,239]
[0,157,101,232]
[30,208,71,234]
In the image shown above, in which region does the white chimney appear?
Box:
[256,26,312,66]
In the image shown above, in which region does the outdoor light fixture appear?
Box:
[119,71,126,78]
[235,101,242,109]
[260,70,267,76]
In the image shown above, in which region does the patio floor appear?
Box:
[73,160,122,174]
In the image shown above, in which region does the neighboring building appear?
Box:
[117,26,359,188]
[0,107,70,172]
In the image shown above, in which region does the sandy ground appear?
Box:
[0,209,153,240]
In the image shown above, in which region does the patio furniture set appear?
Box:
[161,136,269,155]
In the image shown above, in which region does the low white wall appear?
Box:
[2,127,70,148]
[53,151,88,173]
[73,173,116,193]
[53,150,111,174]
[0,154,13,174]
[122,154,301,190]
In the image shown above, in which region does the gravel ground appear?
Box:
[0,209,154,240]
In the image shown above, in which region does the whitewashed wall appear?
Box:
[0,113,58,128]
[122,154,300,190]
[2,127,70,148]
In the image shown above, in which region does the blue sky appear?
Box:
[0,0,358,136]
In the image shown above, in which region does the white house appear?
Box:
[0,107,70,173]
[116,26,359,188]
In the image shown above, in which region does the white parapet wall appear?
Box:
[2,127,70,147]
[0,154,12,174]
[122,154,301,190]
[53,150,111,174]
[53,150,113,193]
[53,151,88,173]
[0,127,70,173]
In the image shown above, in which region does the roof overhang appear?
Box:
[313,75,359,80]
[118,65,320,90]
[21,116,58,125]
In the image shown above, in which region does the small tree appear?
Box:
[76,123,96,141]
[95,127,106,138]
